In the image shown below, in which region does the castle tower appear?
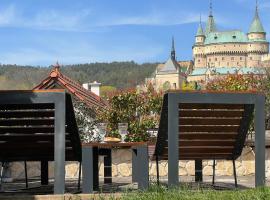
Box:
[247,0,269,67]
[247,0,266,41]
[205,0,216,34]
[195,15,205,44]
[193,15,207,68]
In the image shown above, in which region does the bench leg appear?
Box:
[212,159,216,185]
[132,146,149,190]
[82,146,99,193]
[156,155,160,185]
[233,160,238,188]
[132,149,138,183]
[77,161,82,191]
[24,161,28,188]
[104,149,112,184]
[41,161,49,185]
[195,160,203,182]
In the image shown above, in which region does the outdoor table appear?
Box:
[82,142,149,193]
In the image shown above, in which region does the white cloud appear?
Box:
[0,4,93,32]
[95,12,208,27]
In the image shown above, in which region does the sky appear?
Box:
[0,0,269,66]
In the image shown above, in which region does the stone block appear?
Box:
[118,163,131,177]
[65,162,79,178]
[186,161,195,176]
[203,166,213,176]
[11,162,24,179]
[179,167,187,176]
[242,160,255,175]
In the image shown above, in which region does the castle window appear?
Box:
[215,58,217,61]
[231,57,234,61]
[209,58,211,62]
[222,57,225,61]
[214,36,218,39]
[237,62,239,65]
[240,57,242,60]
[233,36,236,39]
[198,59,200,62]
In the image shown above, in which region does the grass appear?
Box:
[118,185,270,200]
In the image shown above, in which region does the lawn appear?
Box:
[118,186,270,200]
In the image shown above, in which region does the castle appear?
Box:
[188,0,269,82]
[149,1,269,90]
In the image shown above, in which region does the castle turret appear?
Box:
[205,0,216,34]
[195,16,205,44]
[248,0,266,41]
[247,0,269,67]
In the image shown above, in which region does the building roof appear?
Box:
[205,15,216,35]
[33,63,107,109]
[204,30,248,45]
[158,58,179,73]
[196,20,204,36]
[190,68,208,76]
[249,6,265,33]
[190,67,265,76]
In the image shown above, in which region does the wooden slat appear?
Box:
[179,110,243,118]
[160,153,232,160]
[164,147,233,154]
[0,127,54,134]
[0,146,73,152]
[179,140,235,146]
[0,141,72,148]
[0,111,54,118]
[0,119,54,126]
[179,125,239,132]
[179,133,238,140]
[179,118,241,125]
[179,103,244,110]
[0,103,54,110]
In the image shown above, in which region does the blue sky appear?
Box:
[0,0,269,66]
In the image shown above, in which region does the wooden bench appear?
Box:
[152,91,265,187]
[0,90,81,194]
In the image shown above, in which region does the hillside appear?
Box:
[0,61,157,90]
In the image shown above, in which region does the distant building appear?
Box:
[146,38,190,90]
[189,1,269,82]
[33,62,106,109]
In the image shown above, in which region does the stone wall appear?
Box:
[8,147,270,180]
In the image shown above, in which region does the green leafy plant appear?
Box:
[96,84,163,142]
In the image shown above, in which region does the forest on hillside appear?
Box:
[0,61,157,90]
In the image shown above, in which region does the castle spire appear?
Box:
[249,0,265,33]
[209,0,213,16]
[205,0,216,34]
[196,14,204,36]
[171,36,176,60]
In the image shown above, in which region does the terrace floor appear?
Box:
[0,175,269,197]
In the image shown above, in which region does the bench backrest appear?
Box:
[0,90,81,162]
[154,92,255,161]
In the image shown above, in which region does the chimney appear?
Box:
[82,81,101,96]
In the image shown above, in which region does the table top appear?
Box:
[82,142,149,148]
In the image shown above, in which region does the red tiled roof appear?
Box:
[33,63,107,109]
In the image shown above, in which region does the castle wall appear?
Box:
[155,73,180,90]
[248,33,266,40]
[193,42,269,68]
